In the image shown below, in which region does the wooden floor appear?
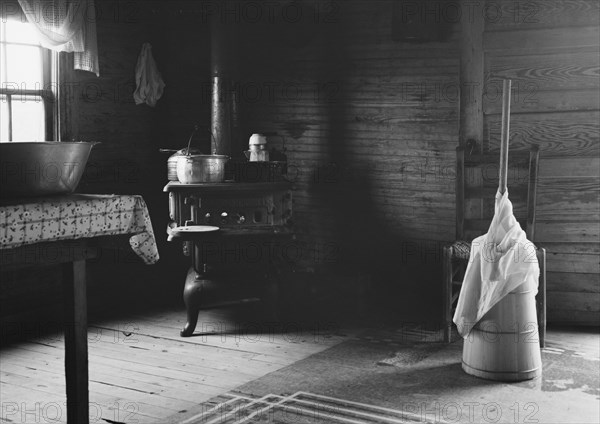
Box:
[2,293,598,424]
[0,303,354,424]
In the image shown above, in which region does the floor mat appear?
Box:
[166,329,599,424]
[175,391,443,424]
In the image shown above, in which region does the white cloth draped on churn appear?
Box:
[18,0,99,76]
[453,189,540,338]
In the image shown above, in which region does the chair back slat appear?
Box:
[464,186,528,200]
[464,153,529,166]
[464,195,528,221]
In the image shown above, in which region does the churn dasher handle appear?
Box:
[499,79,511,194]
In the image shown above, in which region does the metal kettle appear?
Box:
[244,133,269,162]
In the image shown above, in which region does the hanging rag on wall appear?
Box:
[134,43,165,107]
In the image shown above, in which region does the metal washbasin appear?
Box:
[0,141,97,198]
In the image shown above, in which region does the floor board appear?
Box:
[0,304,354,424]
[1,300,597,424]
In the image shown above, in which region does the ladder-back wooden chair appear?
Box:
[442,145,546,346]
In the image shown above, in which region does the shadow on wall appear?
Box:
[301,8,408,278]
[235,1,447,317]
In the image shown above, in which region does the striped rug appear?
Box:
[178,391,446,424]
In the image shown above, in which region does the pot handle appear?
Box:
[185,125,200,156]
[185,124,218,155]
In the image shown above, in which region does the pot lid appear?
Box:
[249,134,267,145]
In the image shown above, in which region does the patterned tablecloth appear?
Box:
[0,194,159,264]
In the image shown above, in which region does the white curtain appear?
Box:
[18,0,99,76]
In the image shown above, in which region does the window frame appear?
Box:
[0,21,59,142]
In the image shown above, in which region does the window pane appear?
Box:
[3,20,41,45]
[1,20,51,142]
[0,95,8,141]
[4,45,43,88]
[0,43,5,86]
[11,97,45,141]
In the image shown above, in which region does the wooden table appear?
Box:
[0,194,159,423]
[2,240,98,422]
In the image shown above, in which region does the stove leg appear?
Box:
[181,266,203,337]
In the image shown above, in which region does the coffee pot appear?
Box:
[244,133,269,162]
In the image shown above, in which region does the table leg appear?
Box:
[62,259,89,423]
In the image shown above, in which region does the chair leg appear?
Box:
[442,246,453,343]
[536,248,547,348]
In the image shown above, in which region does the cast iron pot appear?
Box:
[160,148,203,181]
[176,154,229,183]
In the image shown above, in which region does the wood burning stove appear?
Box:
[165,181,293,336]
[164,14,294,337]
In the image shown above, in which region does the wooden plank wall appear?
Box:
[60,0,189,284]
[482,0,600,324]
[237,0,460,296]
[65,0,203,271]
[6,0,596,326]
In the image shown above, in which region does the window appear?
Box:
[0,20,57,142]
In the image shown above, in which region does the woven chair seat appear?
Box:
[451,240,472,260]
